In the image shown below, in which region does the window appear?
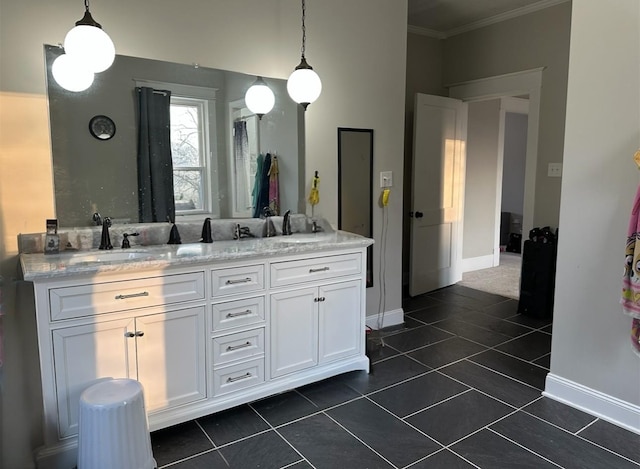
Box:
[170,97,209,213]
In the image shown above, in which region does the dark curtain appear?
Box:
[136,86,175,223]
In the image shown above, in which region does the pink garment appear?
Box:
[620,183,640,356]
[268,155,279,215]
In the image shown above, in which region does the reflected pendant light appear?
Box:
[63,0,115,73]
[51,53,94,92]
[287,0,322,110]
[245,76,275,119]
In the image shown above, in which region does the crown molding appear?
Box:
[408,0,570,40]
[407,24,446,39]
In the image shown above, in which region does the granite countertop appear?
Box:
[20,231,374,281]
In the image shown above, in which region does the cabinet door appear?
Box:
[52,318,136,438]
[270,287,318,378]
[318,280,362,364]
[135,306,206,412]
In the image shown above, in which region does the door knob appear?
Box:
[415,211,424,218]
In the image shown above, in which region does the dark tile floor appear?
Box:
[150,285,640,468]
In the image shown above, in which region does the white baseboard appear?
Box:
[366,308,404,330]
[544,373,640,434]
[462,254,495,273]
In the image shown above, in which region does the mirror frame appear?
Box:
[337,127,373,288]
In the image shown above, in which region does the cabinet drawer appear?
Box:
[213,328,265,367]
[212,296,265,332]
[270,253,362,288]
[49,272,205,321]
[211,264,264,298]
[213,358,264,396]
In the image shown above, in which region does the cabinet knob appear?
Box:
[135,331,144,337]
[124,331,135,338]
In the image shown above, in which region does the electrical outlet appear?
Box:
[380,171,393,188]
[548,163,563,178]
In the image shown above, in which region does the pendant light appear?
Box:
[287,0,322,110]
[245,76,275,120]
[63,0,115,73]
[51,53,94,92]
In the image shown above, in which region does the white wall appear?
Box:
[0,1,407,466]
[501,112,528,216]
[547,0,640,432]
[443,2,571,229]
[463,99,501,260]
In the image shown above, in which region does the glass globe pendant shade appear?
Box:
[64,24,115,73]
[245,77,275,119]
[51,54,94,92]
[287,58,322,110]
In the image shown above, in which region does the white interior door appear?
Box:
[410,93,467,296]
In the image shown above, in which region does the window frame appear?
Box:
[135,80,218,220]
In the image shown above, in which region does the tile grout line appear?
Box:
[321,411,400,469]
[484,427,565,468]
[247,402,318,469]
[400,448,482,469]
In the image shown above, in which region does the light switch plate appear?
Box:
[548,163,563,178]
[380,171,393,188]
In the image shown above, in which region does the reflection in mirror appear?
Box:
[44,45,305,227]
[338,128,373,287]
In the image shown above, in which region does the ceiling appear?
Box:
[407,0,568,37]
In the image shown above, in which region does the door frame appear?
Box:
[448,68,543,251]
[494,97,530,265]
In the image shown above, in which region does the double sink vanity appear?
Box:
[19,216,373,468]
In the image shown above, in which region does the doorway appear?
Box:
[407,69,542,297]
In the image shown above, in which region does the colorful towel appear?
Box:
[268,155,279,215]
[620,182,640,356]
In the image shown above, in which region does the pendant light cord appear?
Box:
[300,0,307,59]
[84,0,90,12]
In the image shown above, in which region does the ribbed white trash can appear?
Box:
[77,378,156,469]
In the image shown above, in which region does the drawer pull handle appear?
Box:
[225,277,252,285]
[314,297,326,302]
[226,309,252,318]
[226,341,252,352]
[115,291,149,300]
[227,372,252,383]
[309,267,330,273]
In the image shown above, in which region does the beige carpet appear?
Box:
[459,252,522,299]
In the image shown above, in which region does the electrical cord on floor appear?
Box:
[376,188,390,344]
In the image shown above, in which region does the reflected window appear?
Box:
[170,97,210,213]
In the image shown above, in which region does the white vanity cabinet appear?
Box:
[41,271,207,441]
[269,254,363,378]
[52,306,206,438]
[22,239,371,469]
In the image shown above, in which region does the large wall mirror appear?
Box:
[338,128,373,287]
[44,45,305,227]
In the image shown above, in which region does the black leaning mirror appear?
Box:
[338,128,373,287]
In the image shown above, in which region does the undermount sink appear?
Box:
[67,250,155,264]
[275,233,335,244]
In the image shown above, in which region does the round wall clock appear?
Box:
[89,115,116,140]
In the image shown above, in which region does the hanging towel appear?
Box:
[620,182,640,356]
[255,153,271,218]
[252,154,264,218]
[268,155,280,215]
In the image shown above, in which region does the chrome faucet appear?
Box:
[311,220,324,233]
[282,210,292,236]
[99,217,113,250]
